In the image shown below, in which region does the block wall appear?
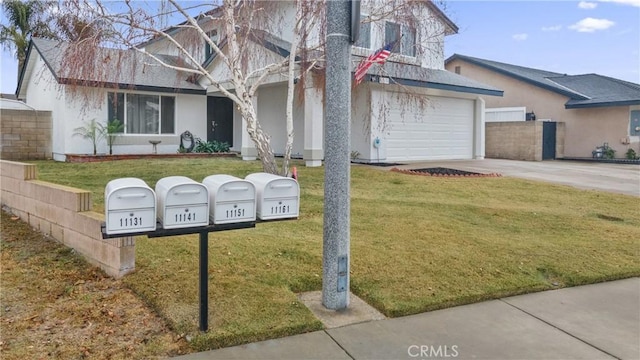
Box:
[1,109,52,160]
[0,160,134,278]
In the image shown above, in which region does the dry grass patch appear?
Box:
[0,210,189,359]
[29,158,640,351]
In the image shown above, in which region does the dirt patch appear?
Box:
[0,210,190,359]
[391,167,502,177]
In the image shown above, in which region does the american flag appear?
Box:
[354,39,399,85]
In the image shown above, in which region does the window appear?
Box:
[108,92,175,134]
[355,16,371,49]
[204,29,219,60]
[385,21,416,57]
[631,110,640,136]
[455,66,461,74]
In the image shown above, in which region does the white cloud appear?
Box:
[598,0,640,7]
[542,25,563,31]
[569,18,615,32]
[578,1,598,9]
[512,33,528,41]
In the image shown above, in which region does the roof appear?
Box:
[0,98,36,110]
[17,38,206,97]
[426,0,458,35]
[446,54,640,109]
[355,56,503,97]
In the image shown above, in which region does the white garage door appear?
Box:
[386,95,475,161]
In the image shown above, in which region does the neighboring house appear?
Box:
[445,54,640,159]
[17,1,502,164]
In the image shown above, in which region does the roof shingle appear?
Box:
[446,54,640,108]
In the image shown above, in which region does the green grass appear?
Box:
[31,158,640,351]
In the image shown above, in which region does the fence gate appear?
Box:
[542,122,557,160]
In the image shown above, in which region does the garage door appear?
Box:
[386,95,474,161]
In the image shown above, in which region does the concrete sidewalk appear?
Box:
[174,277,639,360]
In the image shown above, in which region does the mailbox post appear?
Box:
[101,173,299,332]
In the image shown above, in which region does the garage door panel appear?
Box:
[385,95,474,161]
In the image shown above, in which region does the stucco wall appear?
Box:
[446,59,636,158]
[22,53,207,160]
[485,121,565,161]
[256,84,305,157]
[0,109,52,160]
[0,160,134,278]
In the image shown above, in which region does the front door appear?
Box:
[207,96,234,146]
[542,122,556,160]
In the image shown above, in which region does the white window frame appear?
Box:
[204,29,219,60]
[107,92,176,135]
[385,21,417,58]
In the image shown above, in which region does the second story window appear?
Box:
[204,29,219,59]
[385,21,416,57]
[355,16,371,49]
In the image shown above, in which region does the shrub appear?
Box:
[193,138,230,153]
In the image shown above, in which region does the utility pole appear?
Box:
[323,0,353,310]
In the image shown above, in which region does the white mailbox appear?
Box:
[245,173,299,220]
[155,176,209,229]
[202,175,256,224]
[105,178,157,235]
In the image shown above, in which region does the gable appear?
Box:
[199,34,295,91]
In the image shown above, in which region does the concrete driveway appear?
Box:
[388,159,640,197]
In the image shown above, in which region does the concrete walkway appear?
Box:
[174,278,639,360]
[386,159,640,197]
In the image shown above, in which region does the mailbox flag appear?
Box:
[354,38,399,85]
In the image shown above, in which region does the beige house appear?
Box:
[445,54,640,159]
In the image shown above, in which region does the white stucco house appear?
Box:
[16,1,501,164]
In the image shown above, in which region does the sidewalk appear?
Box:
[174,277,639,360]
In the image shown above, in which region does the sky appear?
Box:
[442,0,640,83]
[1,0,639,95]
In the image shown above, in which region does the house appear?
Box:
[17,38,207,161]
[16,1,502,164]
[445,54,640,159]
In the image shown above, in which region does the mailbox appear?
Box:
[155,176,209,229]
[202,175,256,224]
[245,173,299,220]
[105,178,157,235]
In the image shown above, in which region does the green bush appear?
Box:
[625,148,639,160]
[603,146,616,159]
[193,138,230,153]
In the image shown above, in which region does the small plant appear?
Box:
[603,146,616,160]
[625,148,639,160]
[351,150,360,160]
[98,119,124,155]
[73,119,103,155]
[193,137,230,153]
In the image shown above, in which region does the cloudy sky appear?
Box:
[443,0,640,83]
[1,0,638,94]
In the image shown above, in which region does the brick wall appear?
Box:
[0,109,52,160]
[486,121,566,161]
[0,160,135,278]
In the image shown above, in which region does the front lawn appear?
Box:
[32,158,640,351]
